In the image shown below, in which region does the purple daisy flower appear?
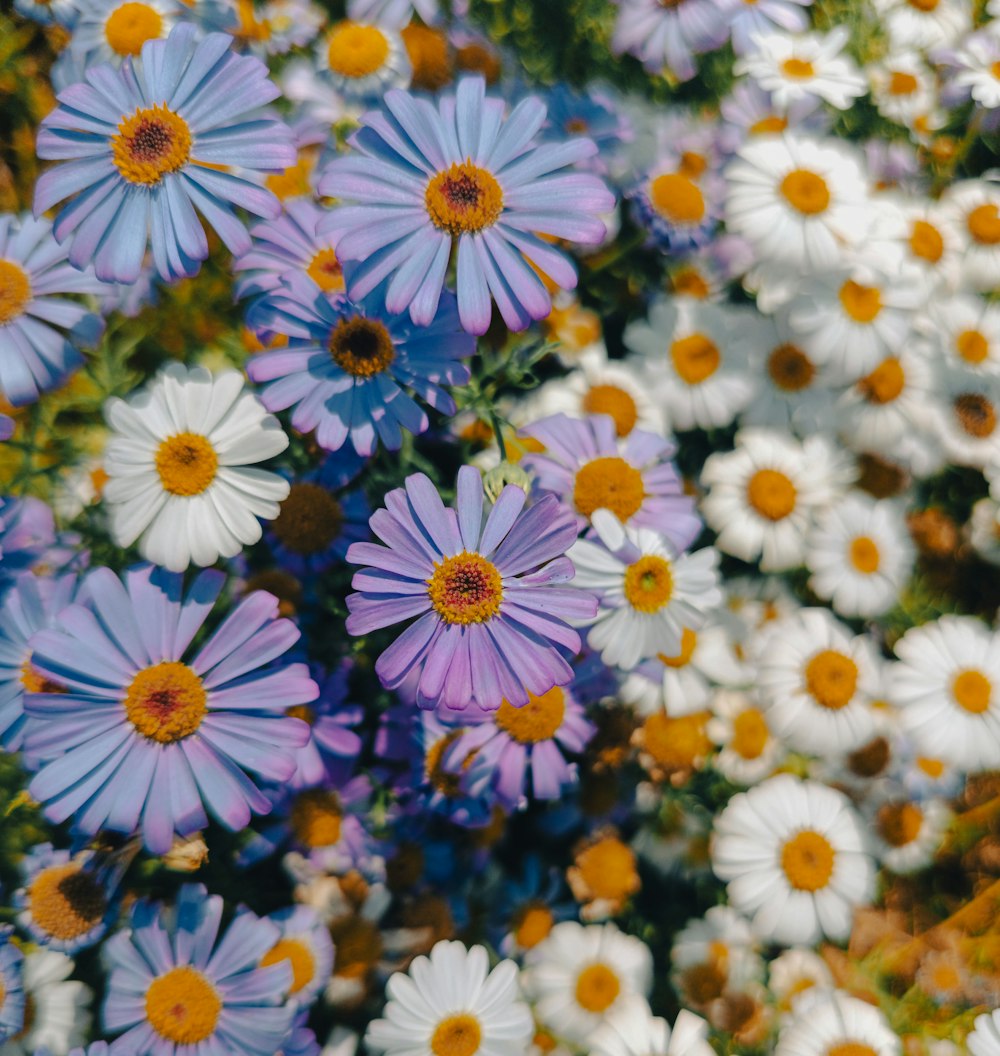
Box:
[21,564,317,854]
[318,76,615,335]
[285,660,365,788]
[247,274,474,456]
[345,465,598,712]
[539,85,633,177]
[416,706,497,828]
[520,413,702,550]
[102,883,295,1056]
[0,213,106,406]
[0,496,57,593]
[34,24,296,284]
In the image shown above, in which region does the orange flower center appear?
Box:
[260,937,315,995]
[623,554,674,613]
[768,343,815,392]
[954,393,996,438]
[0,260,31,325]
[112,105,191,185]
[649,172,706,224]
[28,863,107,941]
[329,316,396,378]
[495,686,565,743]
[306,247,345,293]
[781,169,830,215]
[952,669,992,714]
[839,280,882,324]
[426,161,503,236]
[877,802,923,847]
[746,468,797,521]
[290,789,343,847]
[658,627,697,668]
[326,21,390,78]
[428,551,503,625]
[582,384,638,437]
[671,333,720,384]
[781,829,835,891]
[804,649,858,710]
[431,1014,481,1056]
[782,57,814,79]
[956,329,989,364]
[155,432,217,496]
[575,963,620,1013]
[124,661,207,743]
[731,707,769,759]
[512,903,554,948]
[145,966,222,1044]
[859,357,905,404]
[849,536,880,574]
[104,1,164,56]
[968,203,1000,245]
[909,219,943,262]
[572,456,645,521]
[574,836,638,902]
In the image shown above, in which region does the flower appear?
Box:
[707,689,784,785]
[34,24,296,284]
[774,990,900,1056]
[284,661,364,788]
[345,466,597,712]
[319,76,614,335]
[727,0,812,55]
[870,796,951,874]
[568,509,722,670]
[969,1010,1000,1056]
[670,904,763,1009]
[521,921,653,1045]
[767,948,834,1016]
[591,1007,715,1056]
[102,363,290,572]
[247,276,474,456]
[318,20,412,98]
[102,883,295,1055]
[0,935,25,1044]
[258,905,335,1007]
[1,949,92,1056]
[0,213,106,407]
[520,414,701,550]
[872,0,969,51]
[711,774,876,945]
[22,564,316,853]
[67,0,182,71]
[348,0,438,27]
[942,180,1000,292]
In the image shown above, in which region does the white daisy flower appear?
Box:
[806,494,915,619]
[700,428,854,572]
[754,608,880,757]
[521,922,653,1045]
[102,363,290,573]
[708,688,785,785]
[872,0,970,51]
[919,294,1000,378]
[711,774,876,946]
[968,496,1000,565]
[728,0,812,56]
[670,904,764,1004]
[317,19,411,99]
[941,180,1000,291]
[767,948,835,1017]
[869,52,937,127]
[1,949,92,1056]
[591,1007,715,1056]
[866,196,964,295]
[365,941,533,1056]
[932,369,1000,470]
[969,1009,1000,1056]
[889,615,1000,771]
[624,298,759,432]
[569,509,723,670]
[869,796,951,875]
[725,134,869,271]
[70,0,181,70]
[735,28,867,112]
[348,0,439,28]
[953,31,1000,108]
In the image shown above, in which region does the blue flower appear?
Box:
[0,932,26,1043]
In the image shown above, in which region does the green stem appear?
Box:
[489,409,508,461]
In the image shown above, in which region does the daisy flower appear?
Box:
[367,941,532,1056]
[568,509,722,671]
[246,275,474,457]
[345,466,597,712]
[725,134,869,271]
[767,947,834,1016]
[624,298,759,431]
[775,990,900,1056]
[942,180,1000,291]
[869,52,937,127]
[539,85,633,178]
[671,904,764,1007]
[628,156,723,254]
[708,688,785,785]
[13,0,76,24]
[522,922,653,1045]
[591,1007,715,1056]
[318,19,411,99]
[0,213,106,407]
[969,1010,1000,1056]
[954,31,1000,109]
[889,615,1000,771]
[348,0,439,29]
[22,563,316,854]
[318,76,615,335]
[920,294,1000,377]
[872,0,969,51]
[34,24,296,284]
[806,494,915,618]
[0,497,57,592]
[520,414,701,550]
[735,28,867,112]
[868,196,964,295]
[0,936,25,1045]
[68,0,182,71]
[102,363,290,572]
[102,884,295,1055]
[932,369,1000,470]
[870,797,951,874]
[754,608,879,757]
[259,905,335,1008]
[700,428,853,572]
[2,949,92,1056]
[711,774,876,945]
[727,0,812,55]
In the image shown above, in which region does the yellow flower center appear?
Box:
[917,756,945,778]
[909,219,943,262]
[731,707,769,759]
[0,260,31,325]
[124,662,207,743]
[954,393,997,438]
[582,384,638,437]
[957,329,989,364]
[781,169,830,215]
[329,316,396,378]
[967,203,1000,245]
[746,468,797,521]
[425,162,504,236]
[575,963,620,1013]
[574,836,638,902]
[146,966,222,1045]
[859,357,905,405]
[112,105,191,186]
[272,483,343,555]
[104,1,163,55]
[804,649,858,710]
[428,552,503,625]
[431,1014,481,1056]
[623,554,674,613]
[670,333,720,385]
[28,863,107,942]
[513,904,553,949]
[20,658,64,695]
[266,153,315,200]
[889,70,918,95]
[781,829,835,891]
[907,0,938,8]
[952,669,992,714]
[326,21,390,78]
[572,456,645,522]
[782,57,814,79]
[839,280,882,324]
[641,711,711,770]
[495,686,565,743]
[767,342,815,392]
[306,247,345,293]
[827,1045,879,1056]
[260,937,315,995]
[649,172,706,225]
[155,432,218,496]
[658,627,697,668]
[877,802,923,847]
[290,789,343,847]
[402,23,452,92]
[671,265,711,298]
[849,536,880,574]
[749,115,787,135]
